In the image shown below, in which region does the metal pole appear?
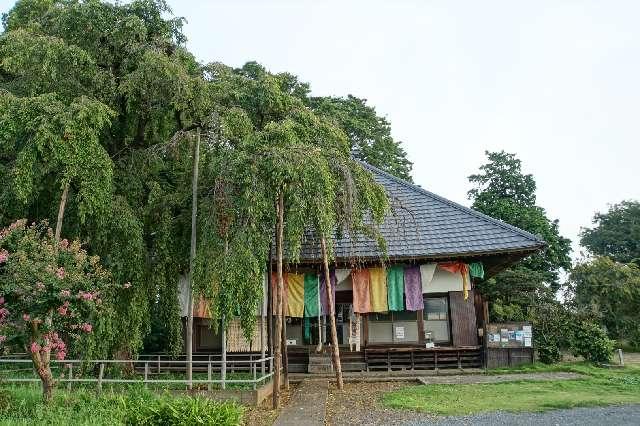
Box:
[144,362,149,388]
[186,128,200,390]
[207,361,212,392]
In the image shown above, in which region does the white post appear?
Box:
[207,361,212,391]
[618,348,625,366]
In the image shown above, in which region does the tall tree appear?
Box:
[309,95,413,181]
[580,200,640,265]
[468,151,572,319]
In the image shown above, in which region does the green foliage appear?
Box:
[569,320,614,364]
[580,200,640,264]
[528,302,572,364]
[309,95,413,181]
[122,391,244,426]
[0,385,244,426]
[468,151,572,319]
[1,0,200,355]
[569,257,640,347]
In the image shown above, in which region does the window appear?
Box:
[424,296,450,343]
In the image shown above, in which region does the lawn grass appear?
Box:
[382,365,640,416]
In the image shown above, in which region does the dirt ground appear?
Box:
[243,383,296,426]
[324,381,435,426]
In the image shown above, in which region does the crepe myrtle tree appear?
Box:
[0,220,123,402]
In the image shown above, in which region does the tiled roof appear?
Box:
[297,162,545,262]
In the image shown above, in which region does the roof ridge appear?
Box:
[359,161,546,245]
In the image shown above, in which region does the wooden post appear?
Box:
[272,192,285,409]
[207,361,212,392]
[321,237,344,389]
[186,128,200,390]
[97,363,104,394]
[55,183,69,243]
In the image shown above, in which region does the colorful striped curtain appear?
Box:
[386,266,405,311]
[304,273,320,317]
[287,273,305,317]
[369,267,388,312]
[403,266,424,311]
[351,269,372,313]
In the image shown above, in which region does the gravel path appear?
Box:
[405,404,640,425]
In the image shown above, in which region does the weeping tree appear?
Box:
[190,91,389,406]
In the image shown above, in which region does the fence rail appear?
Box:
[0,355,274,392]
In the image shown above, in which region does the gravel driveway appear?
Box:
[405,404,640,426]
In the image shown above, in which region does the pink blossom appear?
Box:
[60,289,71,298]
[0,249,8,264]
[0,297,4,305]
[0,307,8,321]
[30,342,40,353]
[0,335,6,343]
[123,282,132,289]
[56,267,65,279]
[80,323,92,333]
[57,305,68,316]
[55,351,66,360]
[60,239,69,249]
[22,313,30,322]
[80,292,93,301]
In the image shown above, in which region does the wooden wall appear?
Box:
[449,290,478,346]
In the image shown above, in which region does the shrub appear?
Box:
[569,320,614,364]
[529,302,571,364]
[122,391,244,426]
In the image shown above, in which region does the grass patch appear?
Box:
[383,365,640,416]
[0,384,244,425]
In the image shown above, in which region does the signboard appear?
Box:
[395,326,405,340]
[487,322,533,348]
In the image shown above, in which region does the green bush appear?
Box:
[529,302,571,364]
[122,390,244,426]
[569,320,614,364]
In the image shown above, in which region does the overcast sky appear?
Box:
[5,1,639,259]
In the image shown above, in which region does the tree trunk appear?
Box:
[31,350,54,403]
[186,129,200,390]
[54,183,69,243]
[321,237,344,389]
[272,192,285,409]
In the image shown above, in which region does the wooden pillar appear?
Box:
[417,309,425,345]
